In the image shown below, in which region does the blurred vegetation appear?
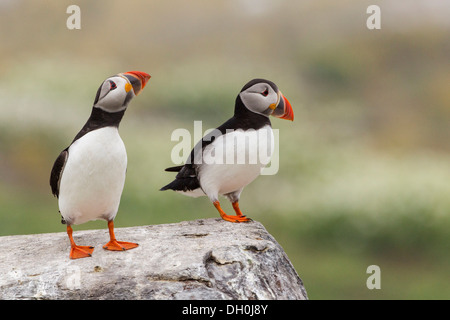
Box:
[0,1,449,299]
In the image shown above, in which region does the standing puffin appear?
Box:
[160,79,293,222]
[50,71,150,259]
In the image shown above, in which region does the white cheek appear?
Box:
[240,92,263,114]
[97,91,127,112]
[239,92,277,114]
[110,91,125,103]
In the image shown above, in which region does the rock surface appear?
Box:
[0,218,307,300]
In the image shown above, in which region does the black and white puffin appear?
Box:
[160,78,293,222]
[50,71,150,259]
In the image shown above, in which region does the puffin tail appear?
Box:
[164,165,184,172]
[161,164,201,192]
[160,166,185,190]
[160,180,177,191]
[160,178,201,192]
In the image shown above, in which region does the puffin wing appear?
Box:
[50,148,69,198]
[160,128,218,192]
[161,116,242,192]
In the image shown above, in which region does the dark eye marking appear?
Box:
[109,81,117,90]
[261,88,269,97]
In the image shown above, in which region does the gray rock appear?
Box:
[0,218,307,300]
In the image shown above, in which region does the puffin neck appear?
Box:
[71,107,126,144]
[233,96,271,130]
[88,106,126,127]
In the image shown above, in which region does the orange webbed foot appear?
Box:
[103,240,139,251]
[220,213,252,223]
[214,201,252,223]
[70,245,94,259]
[103,220,139,251]
[66,225,94,259]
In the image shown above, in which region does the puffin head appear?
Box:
[238,78,293,121]
[93,71,151,113]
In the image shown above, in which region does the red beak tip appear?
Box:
[280,95,294,121]
[125,71,151,88]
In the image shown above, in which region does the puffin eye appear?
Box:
[261,88,269,97]
[109,81,117,90]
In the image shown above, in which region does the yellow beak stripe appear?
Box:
[125,83,132,93]
[268,91,281,110]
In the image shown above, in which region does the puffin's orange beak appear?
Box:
[123,71,151,95]
[272,91,294,121]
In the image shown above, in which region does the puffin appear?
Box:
[160,78,293,222]
[50,71,150,259]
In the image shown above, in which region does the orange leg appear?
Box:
[232,201,246,217]
[103,220,139,251]
[67,225,94,259]
[213,201,251,223]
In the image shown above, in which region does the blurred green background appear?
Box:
[1,1,449,299]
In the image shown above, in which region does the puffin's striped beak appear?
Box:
[122,71,151,96]
[272,91,294,121]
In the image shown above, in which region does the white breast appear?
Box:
[58,127,127,225]
[198,125,274,200]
